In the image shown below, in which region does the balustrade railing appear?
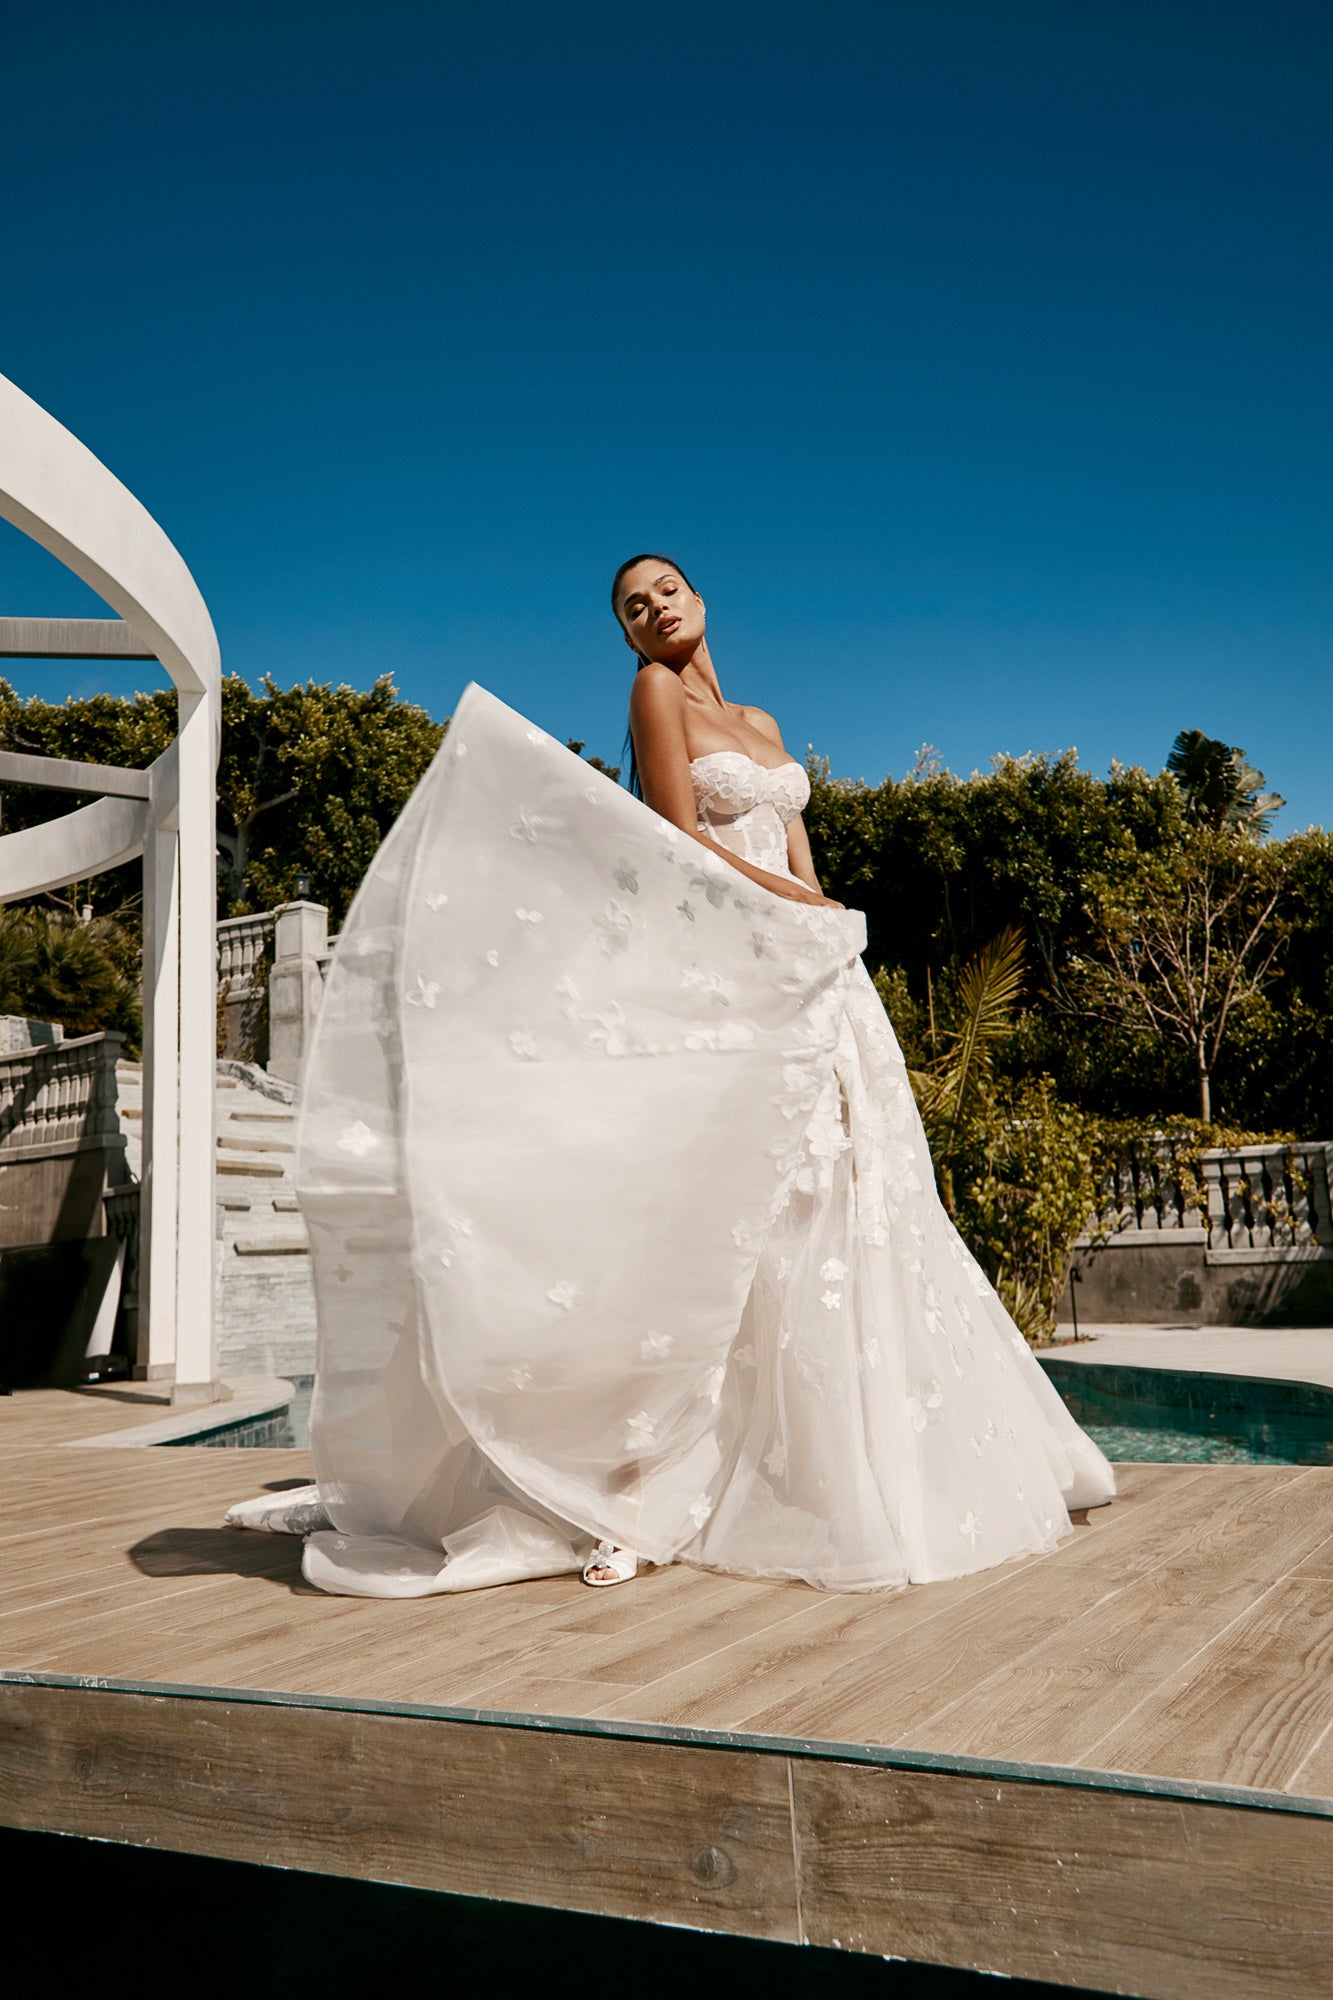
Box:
[216,912,275,991]
[0,1030,125,1155]
[1086,1138,1333,1252]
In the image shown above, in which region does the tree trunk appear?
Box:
[1198,1062,1212,1123]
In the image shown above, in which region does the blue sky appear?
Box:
[2,0,1329,827]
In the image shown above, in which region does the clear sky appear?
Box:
[2,0,1329,827]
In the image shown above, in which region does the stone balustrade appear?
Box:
[216,911,274,991]
[1085,1138,1333,1251]
[0,1030,125,1158]
[1069,1135,1333,1326]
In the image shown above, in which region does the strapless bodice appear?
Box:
[690,750,810,879]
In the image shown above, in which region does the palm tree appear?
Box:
[910,925,1026,1211]
[1166,729,1284,836]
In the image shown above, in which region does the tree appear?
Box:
[0,908,141,1045]
[0,673,447,927]
[212,675,444,920]
[1070,830,1286,1122]
[1166,728,1285,836]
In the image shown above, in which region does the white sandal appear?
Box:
[582,1539,637,1587]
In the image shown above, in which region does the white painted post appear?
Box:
[172,691,217,1403]
[137,822,179,1380]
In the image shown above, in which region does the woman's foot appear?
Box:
[582,1540,637,1587]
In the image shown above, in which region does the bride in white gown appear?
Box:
[228,554,1115,1595]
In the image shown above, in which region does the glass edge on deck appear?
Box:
[4,1668,1330,1822]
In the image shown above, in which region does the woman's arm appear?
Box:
[785,813,827,897]
[629,668,836,907]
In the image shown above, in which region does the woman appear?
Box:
[229,555,1115,1596]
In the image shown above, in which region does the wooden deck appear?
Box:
[3,1387,1333,1997]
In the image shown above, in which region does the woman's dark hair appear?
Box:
[610,552,697,798]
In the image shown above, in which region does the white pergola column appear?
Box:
[0,373,223,1399]
[173,693,218,1400]
[137,821,179,1380]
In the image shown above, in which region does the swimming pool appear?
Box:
[1039,1357,1333,1465]
[276,1363,1333,1465]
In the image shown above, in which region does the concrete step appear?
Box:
[216,1133,294,1154]
[233,1235,309,1257]
[216,1156,287,1179]
[227,1110,296,1124]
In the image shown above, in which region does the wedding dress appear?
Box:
[228,684,1115,1595]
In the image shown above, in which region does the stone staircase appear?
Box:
[114,1057,317,1379]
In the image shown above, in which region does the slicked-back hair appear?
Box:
[610,552,696,622]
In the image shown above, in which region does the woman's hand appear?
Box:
[772,877,844,909]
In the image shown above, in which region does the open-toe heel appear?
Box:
[582,1540,637,1587]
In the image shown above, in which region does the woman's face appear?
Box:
[615,561,705,663]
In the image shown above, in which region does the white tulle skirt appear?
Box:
[229,684,1114,1595]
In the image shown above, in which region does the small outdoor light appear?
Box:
[295,872,311,899]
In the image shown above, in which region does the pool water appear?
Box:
[278,1365,1332,1465]
[1041,1358,1333,1466]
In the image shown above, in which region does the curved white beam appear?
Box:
[0,374,219,717]
[0,795,149,900]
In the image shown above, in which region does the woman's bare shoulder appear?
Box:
[629,662,684,713]
[733,703,786,749]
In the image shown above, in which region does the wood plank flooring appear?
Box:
[4,1387,1333,1801]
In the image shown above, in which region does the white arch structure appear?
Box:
[0,373,221,1398]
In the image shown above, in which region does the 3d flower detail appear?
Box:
[680,964,732,1008]
[449,1216,474,1237]
[704,1364,726,1405]
[733,1343,757,1369]
[333,1263,353,1285]
[555,972,580,1009]
[546,1279,579,1311]
[639,1331,674,1360]
[483,949,500,967]
[684,1020,756,1052]
[515,907,544,927]
[509,1028,538,1059]
[624,1411,655,1451]
[438,1249,455,1268]
[509,807,545,842]
[958,1511,982,1548]
[676,899,696,923]
[687,870,727,908]
[405,973,440,1009]
[820,1288,842,1311]
[764,1441,787,1478]
[336,1121,379,1158]
[864,1337,881,1369]
[425,892,450,912]
[819,1257,849,1282]
[613,864,639,894]
[454,742,468,760]
[594,903,633,955]
[969,1433,983,1458]
[688,1495,713,1531]
[774,1257,792,1282]
[906,1382,945,1431]
[508,1365,533,1389]
[585,1006,629,1056]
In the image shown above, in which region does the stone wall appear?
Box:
[1060,1139,1333,1327]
